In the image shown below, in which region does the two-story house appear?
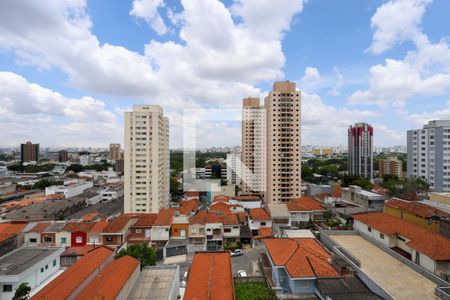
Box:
[205,212,223,251]
[128,213,157,244]
[60,222,94,247]
[151,209,173,248]
[101,214,137,249]
[221,213,240,244]
[23,222,52,247]
[87,219,109,245]
[41,222,67,247]
[287,197,326,227]
[248,208,272,235]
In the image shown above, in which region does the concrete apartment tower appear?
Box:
[109,143,121,161]
[21,141,39,163]
[124,105,170,213]
[379,156,403,178]
[265,81,301,203]
[240,98,266,195]
[407,120,450,192]
[348,122,373,180]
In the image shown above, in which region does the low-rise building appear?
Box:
[128,213,157,244]
[184,252,234,300]
[221,213,240,244]
[87,220,109,245]
[151,209,173,246]
[205,212,223,251]
[74,255,140,300]
[41,222,68,247]
[342,185,386,210]
[287,197,325,226]
[354,212,450,281]
[248,208,272,235]
[101,215,137,248]
[60,245,98,267]
[0,223,27,256]
[265,203,290,234]
[229,196,262,209]
[23,222,52,247]
[128,265,180,300]
[31,246,114,300]
[188,211,208,252]
[262,238,339,296]
[100,186,124,203]
[60,222,95,247]
[45,181,94,198]
[0,247,64,300]
[171,215,189,239]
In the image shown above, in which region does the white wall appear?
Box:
[249,219,272,231]
[229,199,261,209]
[354,220,394,248]
[223,225,240,237]
[151,226,170,241]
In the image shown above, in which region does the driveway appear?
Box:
[231,245,263,277]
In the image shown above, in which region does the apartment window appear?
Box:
[3,285,12,292]
[368,226,372,232]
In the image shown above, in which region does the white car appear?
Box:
[231,249,244,257]
[237,270,247,277]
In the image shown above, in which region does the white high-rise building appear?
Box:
[124,105,170,213]
[226,153,241,185]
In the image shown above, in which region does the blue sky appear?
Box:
[0,0,450,148]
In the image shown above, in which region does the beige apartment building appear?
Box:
[124,105,170,213]
[240,98,266,195]
[265,81,301,203]
[109,143,121,161]
[379,156,403,178]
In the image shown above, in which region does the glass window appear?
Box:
[3,285,12,292]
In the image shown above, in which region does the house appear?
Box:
[45,181,93,198]
[205,212,223,251]
[31,246,114,300]
[262,238,339,295]
[188,211,208,252]
[384,198,449,233]
[175,199,198,216]
[341,185,386,210]
[80,212,101,222]
[41,222,68,247]
[287,197,326,226]
[23,222,52,247]
[229,196,262,209]
[171,214,189,239]
[128,213,157,244]
[74,255,140,300]
[60,245,99,267]
[87,220,109,245]
[0,247,64,300]
[253,227,273,247]
[184,252,234,300]
[210,201,244,215]
[248,208,272,235]
[221,213,240,244]
[151,209,173,247]
[354,212,450,280]
[265,203,291,234]
[0,222,27,256]
[128,265,180,300]
[60,222,95,247]
[101,214,137,248]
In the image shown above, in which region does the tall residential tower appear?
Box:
[348,122,373,180]
[124,105,170,213]
[407,120,450,192]
[21,141,39,163]
[109,143,121,161]
[265,81,301,203]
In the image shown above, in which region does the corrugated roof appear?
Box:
[75,256,139,300]
[184,252,234,300]
[354,212,450,260]
[31,246,114,300]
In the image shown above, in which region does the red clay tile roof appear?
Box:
[331,185,342,198]
[132,213,158,227]
[32,246,114,300]
[254,227,273,239]
[154,208,174,226]
[75,255,139,300]
[62,245,99,257]
[213,195,230,203]
[236,212,247,224]
[175,199,199,215]
[287,197,325,212]
[81,212,100,221]
[28,222,52,233]
[62,222,95,233]
[353,212,450,260]
[184,252,234,300]
[264,238,339,278]
[205,212,223,224]
[385,198,449,218]
[90,221,109,233]
[189,211,208,225]
[249,208,271,221]
[103,215,136,233]
[221,213,239,225]
[0,223,27,242]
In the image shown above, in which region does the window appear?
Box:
[41,267,44,273]
[75,236,83,243]
[260,222,266,226]
[106,237,113,242]
[44,236,52,243]
[61,237,67,244]
[415,252,420,265]
[224,228,231,233]
[3,284,12,292]
[368,226,372,232]
[379,233,384,239]
[301,281,308,288]
[136,229,142,234]
[29,238,37,243]
[45,264,48,270]
[53,259,57,267]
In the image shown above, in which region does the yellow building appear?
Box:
[384,198,449,233]
[429,193,450,206]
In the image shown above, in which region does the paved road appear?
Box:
[231,246,263,277]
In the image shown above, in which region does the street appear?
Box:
[231,246,263,277]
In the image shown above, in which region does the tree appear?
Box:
[66,164,84,173]
[170,177,181,193]
[115,243,156,269]
[13,282,31,300]
[33,179,52,189]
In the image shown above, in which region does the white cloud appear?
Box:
[367,0,431,54]
[0,72,122,147]
[330,67,344,96]
[130,0,168,35]
[301,67,321,82]
[408,101,450,127]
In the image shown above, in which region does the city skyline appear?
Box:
[1,0,450,148]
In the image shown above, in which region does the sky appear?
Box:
[1,0,450,149]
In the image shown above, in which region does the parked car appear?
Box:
[237,270,247,277]
[231,249,244,257]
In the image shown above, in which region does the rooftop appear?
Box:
[61,222,95,233]
[154,208,174,226]
[0,247,61,276]
[264,238,339,278]
[354,212,450,260]
[32,246,114,300]
[265,203,290,218]
[102,214,135,233]
[75,255,139,300]
[385,198,449,218]
[249,208,271,221]
[80,212,100,221]
[26,222,52,233]
[282,229,316,239]
[132,213,158,227]
[184,252,234,300]
[128,265,179,300]
[287,197,325,212]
